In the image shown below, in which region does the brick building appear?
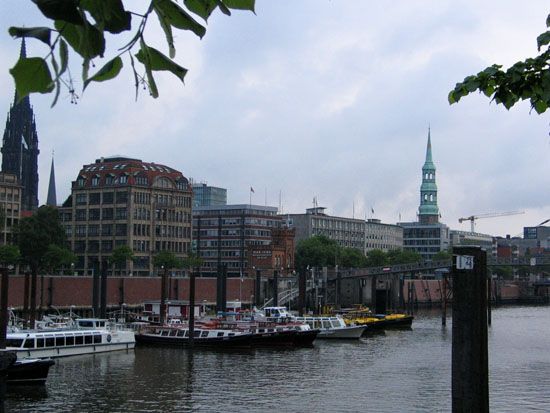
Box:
[0,172,21,245]
[59,156,193,276]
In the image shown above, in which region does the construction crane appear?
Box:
[458,211,525,232]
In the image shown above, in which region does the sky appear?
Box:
[1,0,549,238]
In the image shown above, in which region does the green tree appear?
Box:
[295,235,340,272]
[449,13,550,114]
[109,245,134,276]
[0,244,20,268]
[43,244,76,274]
[153,250,181,325]
[8,0,255,106]
[365,249,389,267]
[339,248,368,268]
[15,205,66,326]
[387,249,422,265]
[432,250,452,261]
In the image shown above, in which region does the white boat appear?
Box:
[261,307,367,339]
[6,318,136,359]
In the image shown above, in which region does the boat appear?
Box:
[5,318,136,359]
[134,324,254,348]
[261,307,367,339]
[6,358,55,385]
[341,309,414,331]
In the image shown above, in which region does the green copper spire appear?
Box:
[418,127,439,224]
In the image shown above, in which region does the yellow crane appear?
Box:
[458,211,525,232]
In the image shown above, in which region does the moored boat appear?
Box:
[6,318,136,359]
[6,358,55,385]
[342,310,414,331]
[135,325,253,348]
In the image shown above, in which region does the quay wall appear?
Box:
[2,275,255,310]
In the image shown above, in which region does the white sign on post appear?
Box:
[456,255,474,270]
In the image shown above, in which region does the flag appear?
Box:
[371,207,375,214]
[250,187,255,193]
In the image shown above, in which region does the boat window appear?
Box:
[75,335,84,345]
[6,339,23,348]
[66,335,75,346]
[94,334,101,344]
[258,329,264,333]
[184,330,189,337]
[330,320,341,328]
[56,336,65,346]
[84,335,93,344]
[193,331,200,338]
[200,331,209,338]
[79,321,94,328]
[23,338,35,348]
[217,332,224,337]
[228,333,235,336]
[161,330,170,336]
[176,330,185,337]
[322,321,331,329]
[169,330,178,336]
[45,336,55,347]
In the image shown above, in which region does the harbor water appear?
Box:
[6,305,550,412]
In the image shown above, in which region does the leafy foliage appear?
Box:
[8,0,255,105]
[109,245,134,268]
[449,13,550,114]
[0,244,21,267]
[43,244,76,273]
[153,250,181,270]
[15,205,67,271]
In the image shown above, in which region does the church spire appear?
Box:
[418,127,439,224]
[46,153,57,207]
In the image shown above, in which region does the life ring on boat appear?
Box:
[107,334,112,343]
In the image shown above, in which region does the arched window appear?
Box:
[430,194,433,202]
[424,194,428,201]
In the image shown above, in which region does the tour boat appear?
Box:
[5,318,136,359]
[341,310,414,331]
[260,307,367,339]
[134,325,254,348]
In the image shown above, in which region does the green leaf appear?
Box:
[9,57,55,101]
[55,20,105,59]
[8,27,52,46]
[31,0,84,25]
[154,8,176,58]
[135,44,187,83]
[80,0,132,34]
[153,0,206,39]
[536,31,550,51]
[59,38,69,76]
[533,100,547,114]
[83,56,123,90]
[184,0,223,21]
[221,0,255,12]
[546,13,550,28]
[138,38,159,98]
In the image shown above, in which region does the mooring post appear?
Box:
[0,268,9,349]
[100,260,108,319]
[273,270,279,307]
[189,266,197,347]
[442,272,447,326]
[255,269,262,307]
[452,246,489,413]
[92,260,100,317]
[487,277,492,326]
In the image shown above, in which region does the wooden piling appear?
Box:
[273,270,279,307]
[452,246,489,413]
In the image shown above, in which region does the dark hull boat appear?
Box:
[7,358,55,385]
[135,326,253,348]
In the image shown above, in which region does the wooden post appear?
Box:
[29,265,38,329]
[189,267,196,346]
[23,271,29,326]
[273,270,279,307]
[255,269,262,307]
[452,246,489,413]
[100,260,108,319]
[442,272,447,326]
[92,260,100,317]
[160,267,167,325]
[298,270,306,316]
[0,268,9,349]
[487,278,492,326]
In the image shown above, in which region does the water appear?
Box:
[6,305,550,412]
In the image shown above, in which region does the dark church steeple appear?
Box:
[46,153,57,207]
[2,39,40,212]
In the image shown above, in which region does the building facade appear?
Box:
[193,204,283,277]
[0,172,22,245]
[59,156,193,276]
[400,130,450,261]
[192,183,227,208]
[1,40,40,213]
[449,230,494,254]
[287,207,403,254]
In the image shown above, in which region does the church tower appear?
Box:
[418,128,439,224]
[1,39,40,212]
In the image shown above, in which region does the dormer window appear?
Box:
[105,174,115,185]
[119,174,128,184]
[91,175,100,186]
[77,176,86,187]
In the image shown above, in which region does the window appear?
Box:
[91,175,100,186]
[102,224,112,236]
[76,193,87,205]
[102,208,114,220]
[103,192,114,204]
[135,175,148,185]
[105,175,114,185]
[89,193,101,205]
[116,191,128,204]
[116,208,127,220]
[119,174,128,184]
[115,224,127,236]
[77,177,85,187]
[75,209,87,221]
[89,209,100,220]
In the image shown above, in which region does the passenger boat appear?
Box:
[5,318,136,359]
[134,325,254,348]
[6,358,55,385]
[261,307,367,339]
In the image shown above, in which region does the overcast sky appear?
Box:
[1,1,549,237]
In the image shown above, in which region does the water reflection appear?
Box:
[5,306,550,413]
